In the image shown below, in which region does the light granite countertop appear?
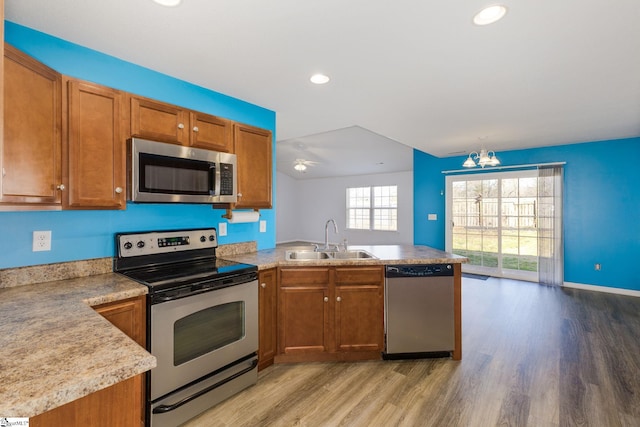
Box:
[222,243,468,269]
[0,241,463,418]
[0,273,156,418]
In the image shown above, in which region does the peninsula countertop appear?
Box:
[221,243,468,269]
[0,273,156,418]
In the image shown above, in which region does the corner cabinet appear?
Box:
[30,296,146,427]
[276,266,384,363]
[2,43,62,208]
[258,268,277,371]
[233,123,273,209]
[63,78,126,209]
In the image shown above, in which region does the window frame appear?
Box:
[346,185,398,231]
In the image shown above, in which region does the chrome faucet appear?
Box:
[323,219,338,251]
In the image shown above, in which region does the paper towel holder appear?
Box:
[222,208,260,221]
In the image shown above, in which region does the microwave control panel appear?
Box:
[219,163,234,195]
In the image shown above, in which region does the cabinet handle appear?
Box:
[260,283,266,288]
[336,296,342,302]
[115,187,123,194]
[237,193,243,198]
[2,167,5,177]
[178,123,185,129]
[56,184,65,191]
[323,296,329,302]
[193,126,199,132]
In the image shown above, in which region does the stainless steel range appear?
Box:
[114,228,258,427]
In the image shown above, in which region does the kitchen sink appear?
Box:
[285,251,332,260]
[284,249,377,261]
[331,250,376,259]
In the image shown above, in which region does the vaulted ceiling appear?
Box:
[6,0,640,179]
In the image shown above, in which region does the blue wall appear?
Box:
[414,137,640,292]
[1,22,277,269]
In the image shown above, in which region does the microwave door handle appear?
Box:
[211,163,219,196]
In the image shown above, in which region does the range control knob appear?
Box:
[123,242,133,250]
[137,241,145,249]
[200,235,206,243]
[209,235,215,241]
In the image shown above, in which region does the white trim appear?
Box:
[442,161,566,175]
[563,282,640,298]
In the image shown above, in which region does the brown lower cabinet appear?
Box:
[258,268,277,371]
[30,296,146,427]
[276,266,384,363]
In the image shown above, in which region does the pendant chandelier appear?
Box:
[463,148,500,168]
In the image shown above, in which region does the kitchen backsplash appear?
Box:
[0,241,258,289]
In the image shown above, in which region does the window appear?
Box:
[346,186,397,231]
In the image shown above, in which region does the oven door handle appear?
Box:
[152,358,258,414]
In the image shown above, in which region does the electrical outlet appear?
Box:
[33,230,52,252]
[594,263,601,271]
[218,223,227,237]
[260,220,267,233]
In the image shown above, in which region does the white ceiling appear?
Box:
[5,0,640,180]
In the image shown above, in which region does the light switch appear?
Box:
[218,222,227,236]
[428,214,437,221]
[260,220,267,233]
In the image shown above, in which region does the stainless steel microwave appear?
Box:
[127,138,237,204]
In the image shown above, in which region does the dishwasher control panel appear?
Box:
[385,264,453,278]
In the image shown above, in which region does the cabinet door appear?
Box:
[278,268,330,355]
[30,376,142,427]
[190,111,233,152]
[65,79,125,209]
[2,44,62,206]
[334,267,384,352]
[31,297,146,427]
[233,123,272,209]
[93,296,145,347]
[258,268,277,370]
[130,96,188,145]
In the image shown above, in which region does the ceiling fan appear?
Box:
[293,158,318,172]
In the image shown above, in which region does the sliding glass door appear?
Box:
[446,170,539,281]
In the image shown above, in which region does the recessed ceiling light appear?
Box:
[310,74,330,85]
[152,0,182,7]
[473,5,508,26]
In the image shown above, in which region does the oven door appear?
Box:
[150,279,258,401]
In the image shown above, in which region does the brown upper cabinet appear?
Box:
[63,78,126,210]
[2,43,272,211]
[2,44,126,210]
[129,95,233,152]
[234,123,273,209]
[2,43,62,208]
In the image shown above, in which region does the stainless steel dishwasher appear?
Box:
[383,264,455,359]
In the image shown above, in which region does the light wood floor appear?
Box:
[182,277,640,427]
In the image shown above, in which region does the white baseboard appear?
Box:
[563,282,640,298]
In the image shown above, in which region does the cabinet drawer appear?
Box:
[279,268,330,287]
[335,267,384,286]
